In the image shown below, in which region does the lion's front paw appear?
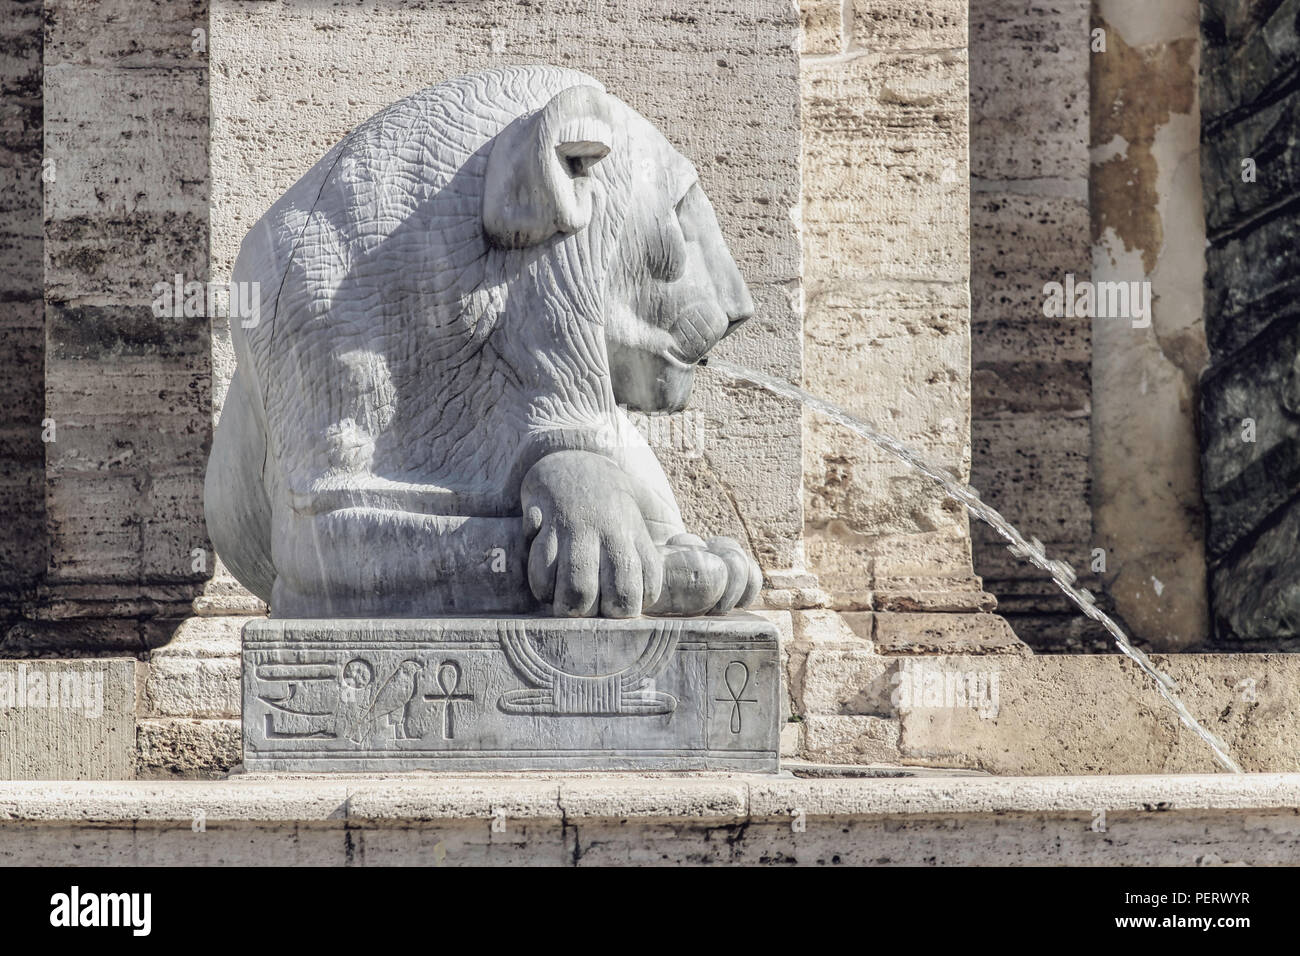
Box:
[521,452,664,618]
[645,533,762,616]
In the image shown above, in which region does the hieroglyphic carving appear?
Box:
[714,661,756,734]
[412,660,475,740]
[242,617,781,771]
[256,656,428,742]
[496,620,679,716]
[257,661,338,739]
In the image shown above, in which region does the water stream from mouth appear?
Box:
[708,358,1243,774]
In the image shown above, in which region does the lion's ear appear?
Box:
[483,85,615,248]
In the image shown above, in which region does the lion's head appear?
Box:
[482,74,755,414]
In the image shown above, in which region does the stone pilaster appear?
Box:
[798,2,1012,630]
[0,0,46,632]
[969,0,1099,651]
[30,0,211,653]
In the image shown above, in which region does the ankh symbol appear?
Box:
[715,661,757,734]
[422,660,474,740]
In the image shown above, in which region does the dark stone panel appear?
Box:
[46,302,208,360]
[0,0,42,104]
[1200,313,1300,559]
[977,608,1119,654]
[0,158,44,297]
[43,362,210,477]
[0,617,152,657]
[1210,498,1300,644]
[1204,88,1300,238]
[44,212,210,306]
[0,300,44,414]
[1201,0,1288,56]
[0,429,47,606]
[968,49,1094,650]
[1202,0,1300,129]
[43,0,208,69]
[1204,199,1300,358]
[1201,0,1300,647]
[971,313,1090,364]
[972,360,1091,415]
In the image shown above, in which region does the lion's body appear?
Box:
[207,67,688,615]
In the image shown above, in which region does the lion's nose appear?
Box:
[729,285,755,322]
[721,284,755,338]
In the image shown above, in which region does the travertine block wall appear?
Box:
[799,0,989,612]
[789,1,1027,764]
[968,0,1097,651]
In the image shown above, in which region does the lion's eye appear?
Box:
[647,205,688,282]
[674,183,704,240]
[674,185,694,219]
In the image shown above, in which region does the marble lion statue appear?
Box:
[205,65,762,619]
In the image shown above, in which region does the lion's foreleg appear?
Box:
[269,510,534,616]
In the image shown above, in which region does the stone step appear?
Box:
[2,773,1297,865]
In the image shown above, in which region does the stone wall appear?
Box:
[786,0,1029,763]
[798,2,1001,615]
[5,0,1285,781]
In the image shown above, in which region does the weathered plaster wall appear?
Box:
[1091,0,1210,651]
[968,0,1100,651]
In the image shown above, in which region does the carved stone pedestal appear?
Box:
[242,615,780,772]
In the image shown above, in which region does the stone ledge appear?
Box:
[2,773,1298,825]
